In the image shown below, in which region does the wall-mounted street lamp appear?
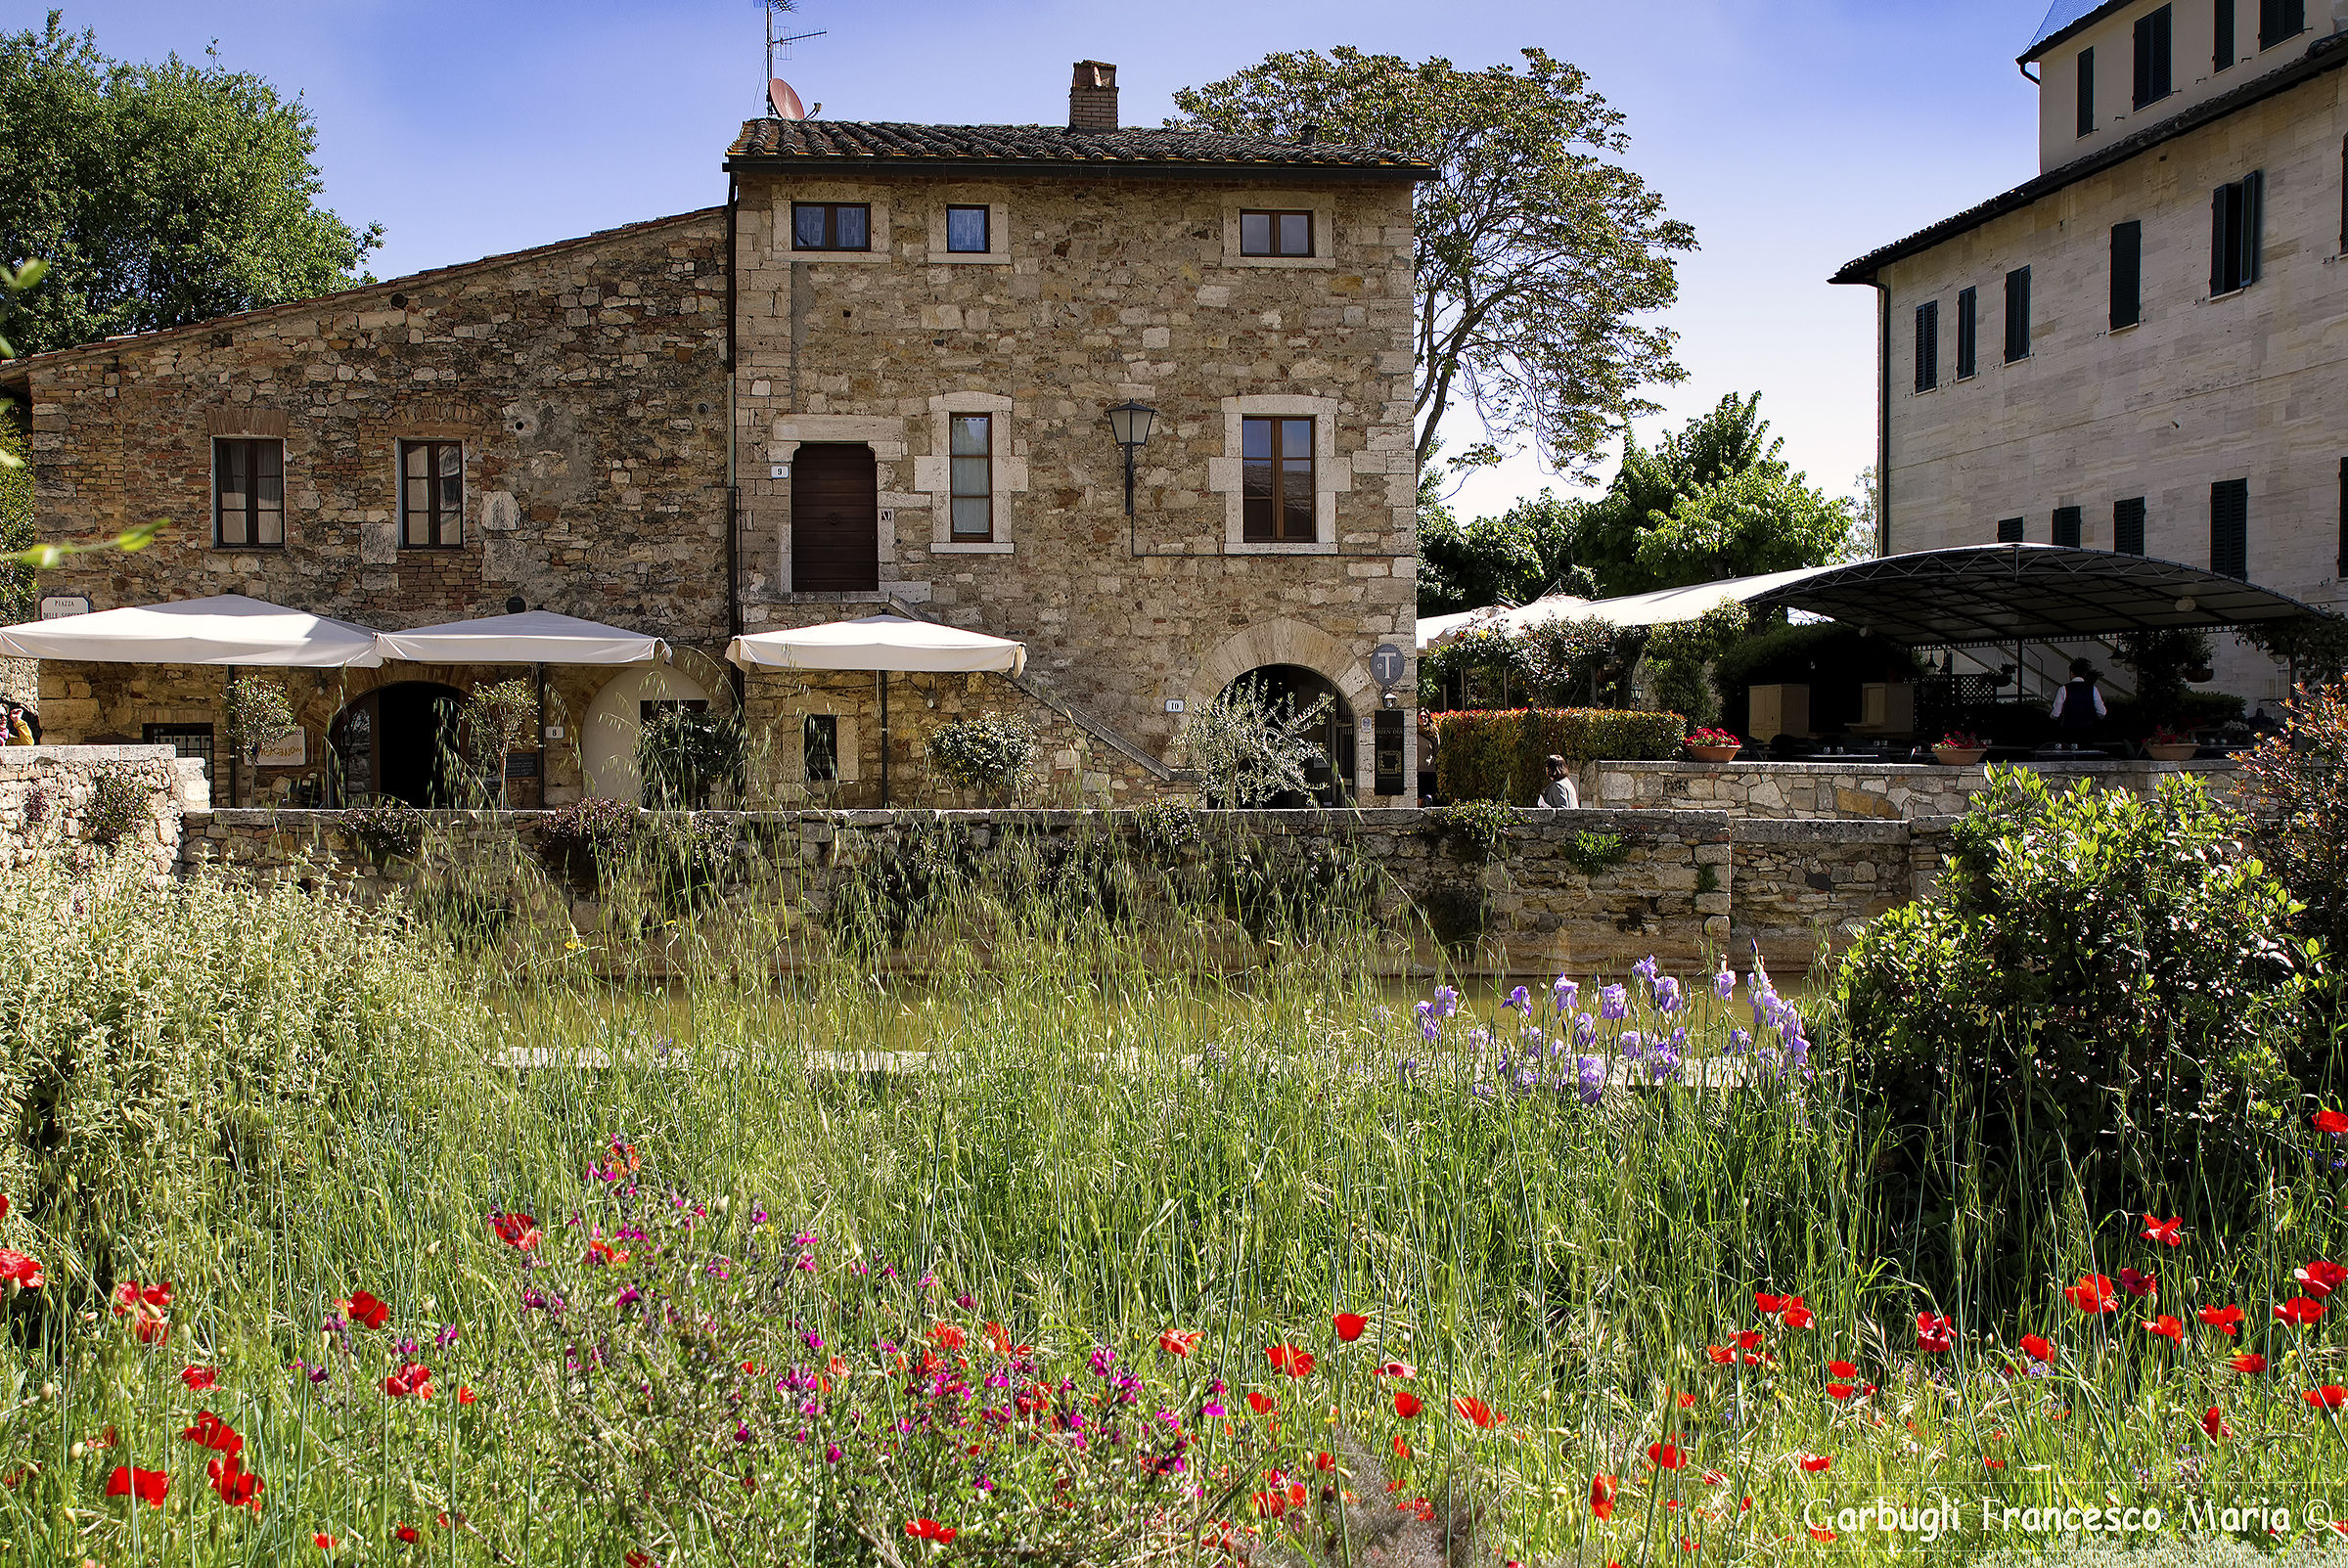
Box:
[1106,400,1156,516]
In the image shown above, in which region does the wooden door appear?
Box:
[791,444,879,593]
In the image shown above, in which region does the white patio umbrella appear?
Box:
[376,610,665,665]
[725,614,1029,805]
[0,593,384,666]
[725,614,1027,676]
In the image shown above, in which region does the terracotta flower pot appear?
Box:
[1688,743,1741,763]
[1933,745,1988,766]
[2145,741,2199,762]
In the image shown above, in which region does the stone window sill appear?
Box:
[926,251,1011,266]
[1228,541,1335,556]
[933,540,1013,555]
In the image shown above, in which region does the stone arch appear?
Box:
[1178,619,1378,796]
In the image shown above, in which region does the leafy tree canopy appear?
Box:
[0,12,379,357]
[1170,46,1693,479]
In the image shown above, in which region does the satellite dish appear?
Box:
[768,77,805,119]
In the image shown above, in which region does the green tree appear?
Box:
[1170,47,1693,479]
[1415,490,1596,617]
[0,13,379,357]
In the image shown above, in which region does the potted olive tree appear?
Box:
[926,713,1041,806]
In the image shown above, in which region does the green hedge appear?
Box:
[1432,707,1686,803]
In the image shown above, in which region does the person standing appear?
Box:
[2050,657,2105,740]
[1534,753,1579,810]
[4,704,34,745]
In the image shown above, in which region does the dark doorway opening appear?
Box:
[791,442,880,592]
[330,681,466,806]
[1223,664,1356,807]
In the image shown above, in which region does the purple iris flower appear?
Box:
[1573,1012,1599,1049]
[1576,1055,1606,1104]
[1553,975,1579,1013]
[1431,985,1462,1018]
[1714,963,1737,1000]
[1633,955,1659,986]
[1599,984,1629,1020]
[1652,976,1683,1014]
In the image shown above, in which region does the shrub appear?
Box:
[342,798,424,862]
[926,712,1041,798]
[1127,797,1202,864]
[2238,680,2348,966]
[1561,829,1630,876]
[221,676,299,762]
[1640,602,1747,729]
[1428,798,1515,861]
[538,795,636,858]
[1837,767,2317,1229]
[638,706,746,809]
[1432,707,1684,802]
[1187,679,1334,808]
[81,764,148,846]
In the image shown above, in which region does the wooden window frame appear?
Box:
[803,714,839,784]
[1238,209,1314,258]
[2210,478,2250,580]
[1996,517,2025,544]
[2053,505,2083,548]
[1242,416,1317,543]
[2110,220,2143,330]
[2216,0,2237,69]
[791,202,873,252]
[2133,6,2174,110]
[2004,267,2033,364]
[948,413,993,541]
[399,439,465,550]
[2211,171,2264,295]
[2077,47,2097,137]
[2259,0,2305,51]
[1956,288,1978,379]
[1914,300,1939,392]
[943,204,990,254]
[212,436,285,549]
[2115,496,2147,556]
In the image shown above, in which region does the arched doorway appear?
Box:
[580,664,714,805]
[329,682,467,806]
[791,443,879,592]
[1219,664,1356,807]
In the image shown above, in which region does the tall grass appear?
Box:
[1,818,2346,1566]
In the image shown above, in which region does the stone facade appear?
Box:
[1588,757,2242,818]
[1,743,203,879]
[1836,20,2348,703]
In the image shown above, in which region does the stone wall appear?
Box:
[174,804,1952,978]
[1587,758,2242,819]
[1,744,205,879]
[731,164,1422,800]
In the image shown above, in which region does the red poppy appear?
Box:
[2202,1406,2232,1442]
[488,1212,540,1250]
[106,1465,168,1506]
[0,1248,42,1289]
[1782,1304,1815,1329]
[0,1192,8,1220]
[382,1362,433,1398]
[112,1279,170,1343]
[182,1411,242,1458]
[1591,1473,1618,1520]
[1245,1391,1276,1415]
[181,1366,216,1392]
[2063,1275,2118,1315]
[2018,1334,2054,1363]
[1809,1528,1837,1543]
[1648,1442,1686,1470]
[2117,1268,2157,1299]
[457,1386,477,1405]
[396,1524,421,1544]
[1916,1313,1954,1354]
[1677,1391,1697,1408]
[1825,1383,1855,1401]
[1733,1329,1765,1350]
[1393,1390,1422,1418]
[2276,1297,2326,1326]
[344,1290,390,1330]
[2228,1351,2269,1374]
[314,1536,337,1550]
[1827,1360,1859,1378]
[208,1454,262,1510]
[1452,1394,1503,1429]
[1266,1344,1316,1377]
[1315,1452,1335,1471]
[2314,1109,2348,1137]
[905,1519,957,1543]
[1392,1434,1410,1458]
[2141,1215,2185,1246]
[1798,1454,1831,1472]
[2304,1385,2348,1410]
[1376,1359,1417,1378]
[627,1554,655,1568]
[1157,1328,1201,1358]
[1705,1345,1734,1366]
[2196,1305,2244,1335]
[2296,1260,2348,1298]
[1250,1489,1289,1519]
[1332,1312,1368,1342]
[2144,1315,2184,1343]
[931,1323,966,1351]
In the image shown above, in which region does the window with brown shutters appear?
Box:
[2211,171,2263,294]
[2210,478,2249,579]
[2134,7,2174,108]
[2054,506,2083,548]
[1242,416,1316,542]
[2005,267,2032,363]
[399,440,463,549]
[2110,221,2143,330]
[1914,300,1939,391]
[2115,497,2147,556]
[213,437,284,548]
[1957,288,1978,379]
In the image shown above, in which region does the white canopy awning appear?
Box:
[726,614,1027,676]
[0,594,384,667]
[375,610,665,666]
[1578,565,1842,628]
[1417,593,1596,650]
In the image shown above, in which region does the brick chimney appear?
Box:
[1068,61,1118,131]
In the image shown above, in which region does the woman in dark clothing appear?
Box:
[2050,657,2105,739]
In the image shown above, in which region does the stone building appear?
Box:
[4,61,1429,809]
[1831,0,2348,701]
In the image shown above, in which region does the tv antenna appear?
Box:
[765,1,825,80]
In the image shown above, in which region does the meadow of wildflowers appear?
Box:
[2,827,2347,1566]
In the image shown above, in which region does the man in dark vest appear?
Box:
[2049,656,2105,744]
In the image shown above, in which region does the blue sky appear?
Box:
[42,0,2056,522]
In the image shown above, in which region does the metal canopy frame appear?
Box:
[1743,545,2333,650]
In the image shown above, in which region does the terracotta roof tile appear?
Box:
[726,119,1432,175]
